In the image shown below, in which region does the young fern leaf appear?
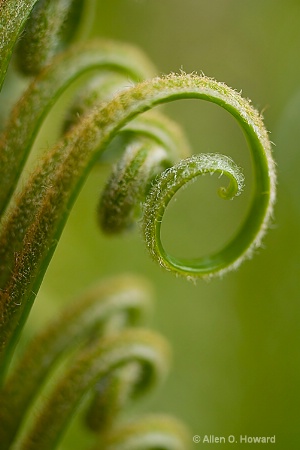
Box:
[18,328,171,450]
[143,153,245,279]
[98,414,190,450]
[0,40,155,375]
[0,72,276,376]
[0,275,152,448]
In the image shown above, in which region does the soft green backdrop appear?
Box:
[23,1,300,448]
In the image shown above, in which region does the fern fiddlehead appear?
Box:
[0,276,190,449]
[0,275,151,447]
[0,72,276,349]
[0,1,276,449]
[20,328,171,450]
[97,415,190,450]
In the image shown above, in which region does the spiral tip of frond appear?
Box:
[142,153,246,279]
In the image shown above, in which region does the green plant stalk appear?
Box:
[0,73,275,382]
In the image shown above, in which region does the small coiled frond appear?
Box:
[18,328,171,450]
[98,414,190,450]
[0,275,152,448]
[143,153,245,279]
[0,276,189,450]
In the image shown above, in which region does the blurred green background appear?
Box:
[23,0,300,448]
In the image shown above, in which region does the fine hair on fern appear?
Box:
[0,1,276,449]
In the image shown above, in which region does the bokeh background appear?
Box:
[18,0,300,448]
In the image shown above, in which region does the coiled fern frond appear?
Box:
[0,276,189,449]
[0,1,276,449]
